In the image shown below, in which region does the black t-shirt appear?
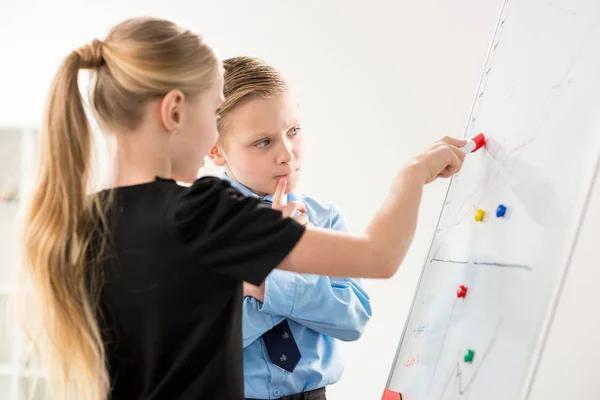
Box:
[95,177,305,400]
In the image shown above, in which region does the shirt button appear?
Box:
[273,389,281,396]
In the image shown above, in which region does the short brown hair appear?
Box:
[217,56,287,135]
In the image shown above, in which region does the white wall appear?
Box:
[0,1,503,398]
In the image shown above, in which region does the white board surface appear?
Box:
[385,1,600,399]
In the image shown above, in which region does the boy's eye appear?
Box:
[288,127,301,137]
[255,139,271,148]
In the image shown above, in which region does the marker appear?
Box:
[460,133,486,153]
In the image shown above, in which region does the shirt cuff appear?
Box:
[258,269,298,317]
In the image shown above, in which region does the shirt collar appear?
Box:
[221,172,282,204]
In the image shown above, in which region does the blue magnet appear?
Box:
[496,204,507,218]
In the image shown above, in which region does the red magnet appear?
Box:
[457,285,468,299]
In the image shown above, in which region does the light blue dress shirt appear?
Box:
[222,174,372,399]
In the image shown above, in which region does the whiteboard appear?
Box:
[385,1,600,399]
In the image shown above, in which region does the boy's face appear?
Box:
[211,89,303,196]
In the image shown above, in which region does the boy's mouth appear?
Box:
[274,169,299,179]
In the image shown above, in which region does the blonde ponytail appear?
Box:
[20,43,109,400]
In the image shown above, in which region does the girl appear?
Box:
[20,17,465,400]
[209,56,371,400]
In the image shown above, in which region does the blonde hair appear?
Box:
[19,17,220,400]
[217,56,287,135]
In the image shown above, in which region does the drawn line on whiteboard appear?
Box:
[430,135,535,259]
[435,135,534,238]
[459,136,533,214]
[521,17,599,141]
[446,12,600,238]
[425,299,459,400]
[437,320,502,399]
[549,3,577,16]
[431,258,532,271]
[452,375,458,400]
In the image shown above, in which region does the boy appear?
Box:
[209,56,372,400]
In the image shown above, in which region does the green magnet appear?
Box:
[464,349,475,363]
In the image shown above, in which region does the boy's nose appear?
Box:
[277,142,295,164]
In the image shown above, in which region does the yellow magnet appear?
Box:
[475,208,485,222]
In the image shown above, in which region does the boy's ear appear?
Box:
[208,145,226,167]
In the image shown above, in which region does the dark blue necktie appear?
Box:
[262,319,302,372]
[259,196,302,373]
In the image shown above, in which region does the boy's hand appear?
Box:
[243,281,265,302]
[272,178,312,227]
